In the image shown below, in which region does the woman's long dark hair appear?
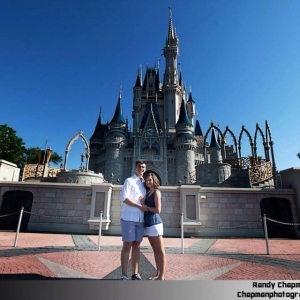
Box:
[143,173,160,191]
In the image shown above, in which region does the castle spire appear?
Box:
[176,99,192,125]
[195,119,203,136]
[166,7,178,46]
[134,66,142,87]
[210,128,221,149]
[110,88,125,124]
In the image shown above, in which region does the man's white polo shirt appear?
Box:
[120,174,146,222]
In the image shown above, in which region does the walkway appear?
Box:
[1,232,300,280]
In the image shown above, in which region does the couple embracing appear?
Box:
[120,160,166,280]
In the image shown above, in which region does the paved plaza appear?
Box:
[1,231,300,280]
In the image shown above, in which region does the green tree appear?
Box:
[297,152,300,159]
[25,147,63,165]
[0,124,63,170]
[0,124,26,167]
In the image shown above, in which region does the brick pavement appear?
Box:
[1,231,300,280]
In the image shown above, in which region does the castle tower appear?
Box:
[89,111,109,172]
[103,90,127,182]
[132,66,142,132]
[89,10,206,186]
[186,90,195,126]
[209,128,222,163]
[162,9,183,134]
[173,100,197,183]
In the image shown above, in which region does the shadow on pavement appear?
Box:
[0,274,103,280]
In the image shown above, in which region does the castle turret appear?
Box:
[195,119,203,137]
[173,100,197,183]
[133,66,143,132]
[162,9,182,132]
[104,89,127,182]
[89,112,109,172]
[186,90,195,126]
[209,128,222,163]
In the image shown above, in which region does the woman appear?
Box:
[143,172,166,280]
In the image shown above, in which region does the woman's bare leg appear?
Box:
[148,236,166,280]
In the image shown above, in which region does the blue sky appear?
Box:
[0,0,300,172]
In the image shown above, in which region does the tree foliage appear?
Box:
[0,124,26,167]
[297,152,300,160]
[25,147,63,165]
[0,124,63,169]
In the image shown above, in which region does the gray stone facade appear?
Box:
[87,12,275,189]
[88,14,208,186]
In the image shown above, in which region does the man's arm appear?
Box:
[121,179,147,211]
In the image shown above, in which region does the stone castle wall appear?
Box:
[0,181,298,238]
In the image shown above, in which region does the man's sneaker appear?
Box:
[121,275,129,280]
[131,273,142,280]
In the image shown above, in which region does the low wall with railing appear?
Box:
[0,181,298,238]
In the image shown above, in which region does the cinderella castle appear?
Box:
[88,11,276,188]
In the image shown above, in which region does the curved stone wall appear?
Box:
[56,170,105,184]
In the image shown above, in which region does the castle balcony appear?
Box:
[223,157,274,187]
[249,160,273,186]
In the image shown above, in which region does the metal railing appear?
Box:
[1,210,299,255]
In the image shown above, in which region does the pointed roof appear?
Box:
[209,128,221,149]
[187,91,195,103]
[90,114,109,140]
[179,71,182,86]
[176,100,191,125]
[194,119,203,136]
[134,67,142,88]
[110,91,125,124]
[139,102,162,130]
[142,68,158,92]
[166,8,178,46]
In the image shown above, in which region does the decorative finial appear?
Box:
[119,85,122,98]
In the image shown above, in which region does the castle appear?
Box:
[1,11,298,239]
[88,11,275,188]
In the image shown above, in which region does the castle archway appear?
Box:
[0,191,33,231]
[63,131,90,171]
[260,197,296,238]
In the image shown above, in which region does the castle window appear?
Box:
[152,141,160,155]
[140,141,149,152]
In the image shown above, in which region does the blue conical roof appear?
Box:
[195,119,203,136]
[187,91,195,103]
[176,100,191,125]
[110,94,125,124]
[210,128,221,149]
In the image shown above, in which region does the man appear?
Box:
[120,160,147,280]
